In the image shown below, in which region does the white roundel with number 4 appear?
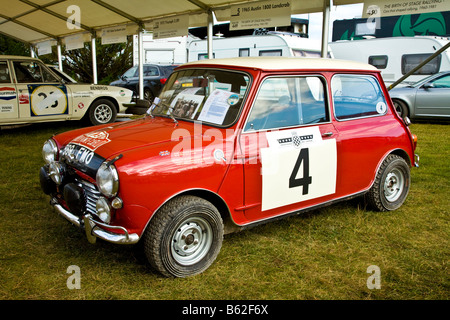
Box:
[261,127,337,211]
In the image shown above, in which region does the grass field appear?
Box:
[0,120,448,300]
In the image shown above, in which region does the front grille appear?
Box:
[77,180,101,215]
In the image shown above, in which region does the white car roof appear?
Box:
[183,57,378,72]
[0,55,39,61]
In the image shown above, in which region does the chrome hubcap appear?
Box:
[384,169,404,202]
[171,217,213,266]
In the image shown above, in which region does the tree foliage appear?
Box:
[0,34,30,56]
[60,38,133,84]
[0,34,132,85]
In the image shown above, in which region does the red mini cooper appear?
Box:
[40,57,419,277]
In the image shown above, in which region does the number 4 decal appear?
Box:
[289,148,312,195]
[261,128,337,212]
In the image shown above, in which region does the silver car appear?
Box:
[389,71,450,120]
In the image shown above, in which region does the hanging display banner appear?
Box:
[362,0,450,18]
[101,25,127,45]
[153,14,189,40]
[37,41,52,55]
[65,34,90,51]
[229,0,291,30]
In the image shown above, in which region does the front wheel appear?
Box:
[87,99,117,125]
[143,195,224,277]
[392,99,409,118]
[366,154,410,211]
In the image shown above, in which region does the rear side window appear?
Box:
[331,74,388,120]
[0,61,11,83]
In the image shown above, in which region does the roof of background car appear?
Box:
[181,57,378,72]
[0,55,40,60]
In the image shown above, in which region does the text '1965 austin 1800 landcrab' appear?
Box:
[39,57,419,277]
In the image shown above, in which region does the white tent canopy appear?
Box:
[0,0,356,43]
[0,0,359,89]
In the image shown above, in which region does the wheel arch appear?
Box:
[89,96,120,113]
[145,188,239,236]
[389,148,413,167]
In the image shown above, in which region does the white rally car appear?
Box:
[0,55,133,127]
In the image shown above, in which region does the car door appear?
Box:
[238,75,339,222]
[414,73,450,117]
[12,59,71,122]
[0,60,19,122]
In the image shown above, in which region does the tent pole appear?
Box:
[207,10,213,59]
[57,43,63,71]
[138,30,144,100]
[91,36,98,84]
[321,0,331,58]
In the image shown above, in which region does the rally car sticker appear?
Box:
[19,93,29,104]
[28,84,68,116]
[260,126,337,211]
[0,87,16,114]
[0,87,16,101]
[70,130,111,151]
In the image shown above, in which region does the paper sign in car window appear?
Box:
[198,89,235,124]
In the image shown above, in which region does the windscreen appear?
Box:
[153,68,250,127]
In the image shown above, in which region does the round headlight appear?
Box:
[96,162,119,197]
[48,162,64,185]
[42,139,58,164]
[96,197,111,224]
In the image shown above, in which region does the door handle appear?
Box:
[322,132,334,137]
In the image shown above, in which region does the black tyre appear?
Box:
[366,154,410,211]
[88,99,117,125]
[143,195,224,277]
[144,88,154,102]
[392,99,409,118]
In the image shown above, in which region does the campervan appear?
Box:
[188,32,327,61]
[329,36,450,86]
[132,33,196,65]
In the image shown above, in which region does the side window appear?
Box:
[331,74,388,120]
[402,53,441,75]
[428,74,450,88]
[245,76,328,131]
[369,55,388,69]
[143,66,159,76]
[259,50,282,56]
[0,61,11,83]
[13,61,58,83]
[239,48,250,57]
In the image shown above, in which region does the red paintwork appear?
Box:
[50,63,417,237]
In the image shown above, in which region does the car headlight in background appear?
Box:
[96,162,119,197]
[42,139,58,164]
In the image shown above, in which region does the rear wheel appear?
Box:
[366,154,410,211]
[143,195,224,277]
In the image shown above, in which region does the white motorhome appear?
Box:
[132,33,197,65]
[188,32,327,61]
[329,36,450,86]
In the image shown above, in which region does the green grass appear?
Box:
[0,121,448,300]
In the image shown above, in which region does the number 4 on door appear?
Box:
[289,148,312,195]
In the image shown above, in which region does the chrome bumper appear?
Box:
[51,198,139,245]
